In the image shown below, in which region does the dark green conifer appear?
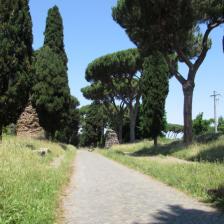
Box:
[0,0,33,141]
[31,46,70,138]
[141,53,169,146]
[44,5,68,68]
[32,5,78,140]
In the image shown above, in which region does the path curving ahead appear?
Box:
[61,150,224,224]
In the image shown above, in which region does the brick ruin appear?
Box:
[16,102,45,138]
[105,129,119,149]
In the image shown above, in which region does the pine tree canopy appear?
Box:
[86,48,142,82]
[113,0,224,144]
[85,48,142,106]
[44,5,68,68]
[85,48,143,142]
[82,82,110,102]
[0,0,33,128]
[112,0,224,55]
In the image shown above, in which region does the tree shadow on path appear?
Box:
[131,141,185,157]
[189,145,224,163]
[133,205,224,224]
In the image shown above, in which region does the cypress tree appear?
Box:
[0,0,33,141]
[141,53,169,146]
[44,5,68,68]
[31,46,70,138]
[31,5,75,139]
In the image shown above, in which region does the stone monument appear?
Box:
[16,102,45,138]
[105,129,119,149]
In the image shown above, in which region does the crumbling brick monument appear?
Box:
[105,129,119,149]
[16,102,44,138]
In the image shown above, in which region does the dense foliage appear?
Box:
[218,117,224,134]
[55,96,80,145]
[112,0,224,144]
[79,103,107,147]
[0,0,33,140]
[44,5,68,68]
[32,6,79,141]
[141,53,169,146]
[193,113,213,136]
[82,81,127,143]
[85,49,142,142]
[31,46,71,138]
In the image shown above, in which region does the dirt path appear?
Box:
[61,150,224,224]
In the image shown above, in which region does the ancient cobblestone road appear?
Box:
[62,150,224,224]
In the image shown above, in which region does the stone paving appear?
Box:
[61,150,224,224]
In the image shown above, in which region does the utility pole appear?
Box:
[210,91,221,133]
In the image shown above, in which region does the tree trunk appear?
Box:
[0,124,2,144]
[154,137,158,147]
[129,98,140,143]
[129,105,135,143]
[130,117,135,143]
[183,81,194,145]
[118,124,123,144]
[100,124,104,148]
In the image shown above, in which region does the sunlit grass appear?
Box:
[0,136,76,224]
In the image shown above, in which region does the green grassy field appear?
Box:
[0,136,76,224]
[99,137,224,208]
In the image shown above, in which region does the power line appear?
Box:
[210,91,221,133]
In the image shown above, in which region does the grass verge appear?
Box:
[99,139,224,208]
[112,136,224,163]
[0,137,76,224]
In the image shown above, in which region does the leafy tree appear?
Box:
[141,53,169,146]
[31,46,70,138]
[79,102,107,147]
[112,0,224,145]
[55,96,80,145]
[32,5,78,141]
[218,117,224,134]
[135,104,149,140]
[82,81,127,143]
[44,5,67,68]
[85,49,142,142]
[128,104,168,141]
[0,0,33,141]
[193,113,212,136]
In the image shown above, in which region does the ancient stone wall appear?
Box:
[16,102,45,138]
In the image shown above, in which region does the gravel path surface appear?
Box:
[61,150,224,224]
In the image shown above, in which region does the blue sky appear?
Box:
[30,0,224,125]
